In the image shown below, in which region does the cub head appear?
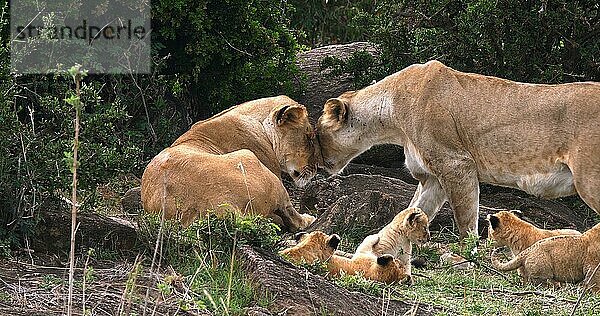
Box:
[279,231,341,264]
[486,210,523,247]
[267,103,318,187]
[372,254,411,285]
[316,91,372,174]
[398,207,430,245]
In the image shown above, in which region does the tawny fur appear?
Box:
[487,210,581,256]
[354,207,429,275]
[316,60,600,238]
[328,254,411,284]
[141,96,317,231]
[281,231,410,284]
[491,222,600,291]
[279,231,339,264]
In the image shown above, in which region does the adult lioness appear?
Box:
[317,60,600,238]
[141,96,317,231]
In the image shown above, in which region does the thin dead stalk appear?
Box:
[570,262,600,316]
[143,171,169,315]
[67,65,85,316]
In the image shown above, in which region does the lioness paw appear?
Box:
[300,213,316,229]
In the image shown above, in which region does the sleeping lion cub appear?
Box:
[279,231,340,264]
[487,210,581,256]
[354,207,429,276]
[327,253,411,285]
[280,231,410,284]
[141,96,317,232]
[492,222,600,291]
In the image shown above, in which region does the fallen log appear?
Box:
[239,245,439,316]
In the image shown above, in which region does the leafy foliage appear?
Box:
[288,0,376,47]
[152,0,302,119]
[319,0,600,88]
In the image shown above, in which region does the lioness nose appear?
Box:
[292,170,300,178]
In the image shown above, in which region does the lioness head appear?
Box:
[401,208,430,245]
[279,231,341,264]
[268,104,318,187]
[486,210,523,247]
[316,91,372,174]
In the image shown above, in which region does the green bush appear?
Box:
[324,0,600,87]
[288,0,376,47]
[152,0,302,118]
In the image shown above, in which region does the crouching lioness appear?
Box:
[317,60,600,238]
[141,96,317,231]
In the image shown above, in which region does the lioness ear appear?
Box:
[275,104,306,126]
[294,231,307,241]
[376,254,394,266]
[322,98,348,127]
[327,234,341,249]
[488,214,500,230]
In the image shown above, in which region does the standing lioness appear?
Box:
[317,60,600,237]
[142,96,317,231]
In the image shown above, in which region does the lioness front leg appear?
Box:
[409,176,447,222]
[275,204,316,232]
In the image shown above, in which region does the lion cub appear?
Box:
[492,222,600,291]
[280,231,410,284]
[487,210,581,256]
[279,231,340,264]
[327,253,410,284]
[354,207,429,275]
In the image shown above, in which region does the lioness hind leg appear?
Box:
[435,162,480,239]
[572,169,600,214]
[570,138,600,213]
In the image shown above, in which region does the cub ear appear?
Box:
[376,254,394,266]
[509,210,523,218]
[327,234,341,249]
[321,98,348,128]
[406,209,423,226]
[487,214,500,230]
[275,104,307,126]
[294,231,307,242]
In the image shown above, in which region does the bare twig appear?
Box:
[67,66,84,316]
[570,262,600,316]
